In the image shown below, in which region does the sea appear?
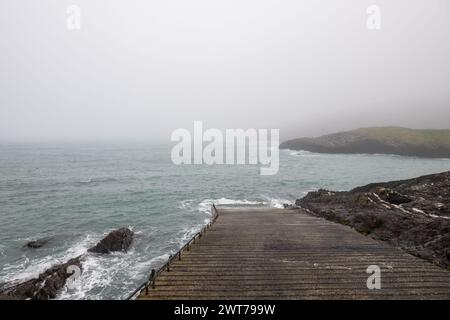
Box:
[0,142,449,299]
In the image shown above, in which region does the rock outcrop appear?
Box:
[24,237,53,249]
[88,228,133,254]
[0,257,82,300]
[1,227,134,299]
[296,171,450,269]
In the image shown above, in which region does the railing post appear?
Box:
[150,269,156,289]
[167,255,172,272]
[178,252,181,261]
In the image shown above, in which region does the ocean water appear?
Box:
[0,142,449,299]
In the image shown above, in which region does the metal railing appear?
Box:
[126,204,220,300]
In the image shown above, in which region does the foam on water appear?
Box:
[198,198,268,211]
[0,233,94,284]
[265,197,294,208]
[285,149,320,157]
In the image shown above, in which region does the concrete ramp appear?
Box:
[137,207,450,299]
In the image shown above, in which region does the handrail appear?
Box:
[125,204,219,300]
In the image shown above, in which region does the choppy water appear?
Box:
[0,142,449,299]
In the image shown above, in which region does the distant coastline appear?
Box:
[280,127,450,158]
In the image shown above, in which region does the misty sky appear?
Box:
[1,0,450,142]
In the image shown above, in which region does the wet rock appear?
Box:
[24,237,52,249]
[0,257,82,300]
[297,171,450,269]
[377,188,412,205]
[1,227,135,299]
[88,228,134,254]
[352,213,384,235]
[433,203,447,211]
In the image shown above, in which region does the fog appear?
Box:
[1,0,450,142]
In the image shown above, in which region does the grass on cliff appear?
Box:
[353,127,450,146]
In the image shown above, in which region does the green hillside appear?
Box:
[280,127,450,158]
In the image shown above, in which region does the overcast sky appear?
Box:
[1,0,449,142]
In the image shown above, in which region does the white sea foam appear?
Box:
[196,197,296,212]
[283,149,320,157]
[267,198,294,208]
[0,234,94,285]
[76,177,117,185]
[55,230,165,300]
[57,247,138,300]
[177,199,194,210]
[198,198,267,213]
[56,244,173,300]
[178,225,202,246]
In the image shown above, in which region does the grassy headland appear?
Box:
[280,127,450,158]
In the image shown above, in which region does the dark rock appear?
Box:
[1,227,134,299]
[416,249,435,261]
[0,257,82,300]
[88,228,133,254]
[24,237,52,249]
[296,171,450,269]
[352,213,384,235]
[377,188,411,205]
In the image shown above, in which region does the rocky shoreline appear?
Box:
[0,228,134,300]
[296,171,450,269]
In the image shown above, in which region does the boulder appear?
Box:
[24,237,52,249]
[88,228,133,254]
